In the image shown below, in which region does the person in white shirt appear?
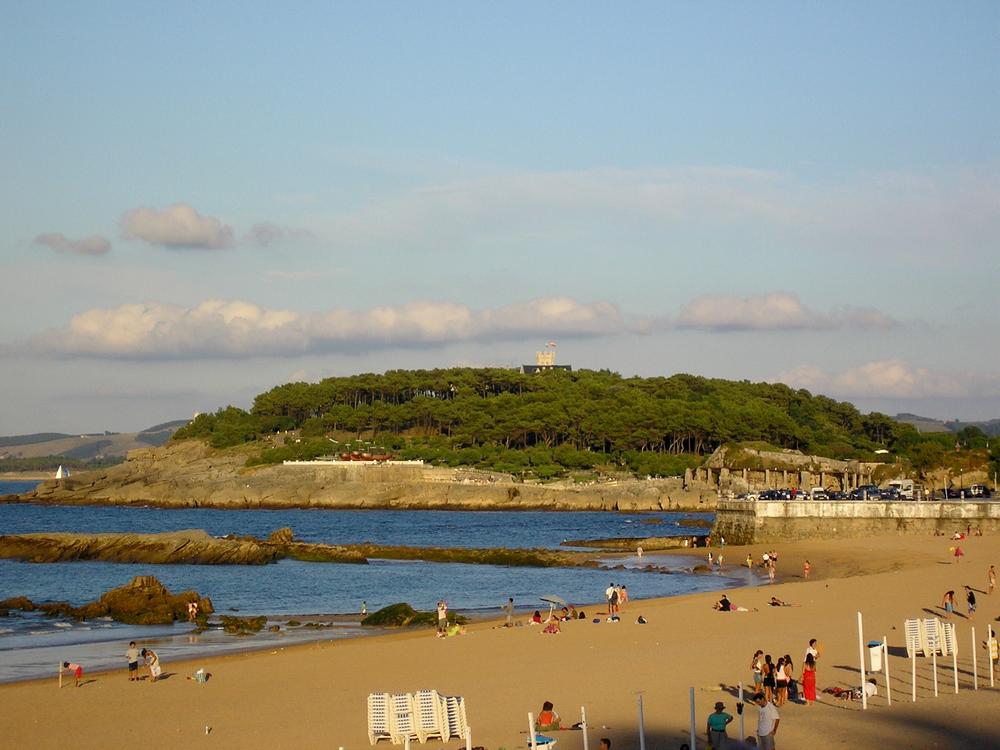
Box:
[804,638,819,663]
[753,692,780,750]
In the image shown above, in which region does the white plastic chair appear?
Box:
[389,693,416,745]
[367,692,392,745]
[412,689,445,743]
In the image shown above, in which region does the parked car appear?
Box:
[849,484,881,500]
[967,484,993,498]
[827,490,848,500]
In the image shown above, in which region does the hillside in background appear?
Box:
[0,420,188,473]
[173,368,999,481]
[895,413,1000,437]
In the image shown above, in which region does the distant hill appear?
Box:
[895,413,1000,437]
[0,420,189,461]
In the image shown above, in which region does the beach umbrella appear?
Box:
[540,594,567,619]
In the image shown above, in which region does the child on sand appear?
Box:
[141,648,161,682]
[62,661,83,687]
[126,641,140,681]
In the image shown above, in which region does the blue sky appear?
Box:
[1,2,998,433]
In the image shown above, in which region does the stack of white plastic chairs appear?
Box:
[904,617,956,658]
[367,690,468,745]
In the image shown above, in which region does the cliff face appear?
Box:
[13,440,715,511]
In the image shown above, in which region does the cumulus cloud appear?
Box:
[34,233,111,256]
[777,360,1000,399]
[26,297,636,359]
[244,222,314,247]
[675,293,897,331]
[120,203,235,249]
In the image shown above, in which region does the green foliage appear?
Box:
[173,367,949,474]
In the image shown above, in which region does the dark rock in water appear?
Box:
[0,529,280,565]
[0,576,213,625]
[0,596,36,612]
[267,624,281,632]
[361,602,466,628]
[219,614,267,635]
[640,518,663,525]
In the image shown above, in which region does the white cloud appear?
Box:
[26,297,635,359]
[778,360,1000,399]
[34,233,111,256]
[120,203,235,249]
[676,292,897,331]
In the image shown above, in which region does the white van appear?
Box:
[887,479,915,500]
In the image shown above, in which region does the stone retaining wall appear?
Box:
[712,500,1000,544]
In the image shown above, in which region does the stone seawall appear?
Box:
[713,500,1000,544]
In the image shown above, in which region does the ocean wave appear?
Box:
[53,622,72,629]
[0,627,12,635]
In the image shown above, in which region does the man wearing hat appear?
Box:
[706,700,734,748]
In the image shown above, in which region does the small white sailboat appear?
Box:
[55,465,70,479]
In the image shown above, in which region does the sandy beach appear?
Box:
[3,533,999,749]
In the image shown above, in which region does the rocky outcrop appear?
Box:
[8,439,713,511]
[0,529,281,565]
[1,575,212,625]
[0,528,597,567]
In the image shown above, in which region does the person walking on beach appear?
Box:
[706,701,733,749]
[967,588,977,616]
[942,590,956,618]
[605,583,615,613]
[803,560,811,579]
[746,554,754,570]
[989,565,996,594]
[126,641,140,682]
[436,600,448,634]
[361,600,368,616]
[502,597,514,627]
[753,692,780,749]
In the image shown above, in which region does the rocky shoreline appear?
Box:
[5,439,716,512]
[0,527,613,568]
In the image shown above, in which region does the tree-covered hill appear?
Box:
[171,368,981,479]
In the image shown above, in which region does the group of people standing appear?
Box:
[605,583,628,615]
[751,639,819,710]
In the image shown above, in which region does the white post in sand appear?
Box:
[465,727,472,750]
[932,651,939,697]
[972,626,978,690]
[990,625,996,688]
[882,636,891,706]
[911,646,917,702]
[689,686,697,750]
[637,694,646,750]
[405,736,411,750]
[580,706,589,750]
[738,681,745,740]
[527,713,536,750]
[857,611,868,710]
[58,663,63,689]
[952,636,959,694]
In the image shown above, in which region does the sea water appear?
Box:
[0,481,758,682]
